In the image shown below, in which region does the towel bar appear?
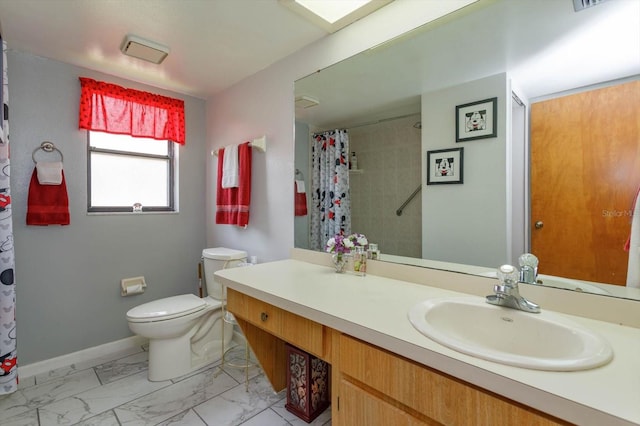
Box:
[32,141,64,163]
[212,136,267,156]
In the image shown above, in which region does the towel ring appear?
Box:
[32,141,64,163]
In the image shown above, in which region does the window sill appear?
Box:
[87,210,179,216]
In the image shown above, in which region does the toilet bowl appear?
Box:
[126,247,247,381]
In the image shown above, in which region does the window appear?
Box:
[79,77,184,213]
[87,131,176,213]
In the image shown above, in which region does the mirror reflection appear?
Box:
[294,0,640,301]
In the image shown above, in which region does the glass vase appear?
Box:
[352,246,366,276]
[332,253,347,273]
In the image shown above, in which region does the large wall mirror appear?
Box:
[294,0,640,301]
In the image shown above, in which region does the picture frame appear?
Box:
[456,97,497,142]
[426,147,463,185]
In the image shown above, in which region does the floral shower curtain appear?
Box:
[310,129,351,251]
[0,33,17,394]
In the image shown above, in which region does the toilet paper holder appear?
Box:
[121,276,147,296]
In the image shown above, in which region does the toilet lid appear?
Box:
[202,247,247,261]
[126,294,207,322]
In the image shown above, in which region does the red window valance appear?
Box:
[78,77,185,145]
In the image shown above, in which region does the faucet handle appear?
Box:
[518,253,539,268]
[497,264,519,287]
[488,264,541,313]
[518,253,539,284]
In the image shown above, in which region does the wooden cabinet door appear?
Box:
[338,379,432,426]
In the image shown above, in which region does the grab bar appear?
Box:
[396,184,422,216]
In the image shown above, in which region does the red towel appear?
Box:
[216,142,251,227]
[26,168,70,226]
[294,186,307,216]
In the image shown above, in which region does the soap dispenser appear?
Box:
[350,152,358,170]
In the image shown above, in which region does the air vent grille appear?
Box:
[120,35,169,64]
[295,95,320,109]
[573,0,609,12]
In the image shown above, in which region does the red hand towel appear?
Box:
[216,142,252,227]
[294,185,307,216]
[26,168,70,226]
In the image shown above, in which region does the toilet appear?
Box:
[126,247,247,381]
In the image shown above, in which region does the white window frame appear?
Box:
[87,132,177,213]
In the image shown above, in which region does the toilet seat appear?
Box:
[127,294,208,323]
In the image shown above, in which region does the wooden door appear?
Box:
[531,80,640,285]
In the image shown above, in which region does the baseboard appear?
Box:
[19,335,148,379]
[20,331,247,380]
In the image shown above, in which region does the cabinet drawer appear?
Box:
[227,288,325,358]
[339,334,566,426]
[245,296,282,336]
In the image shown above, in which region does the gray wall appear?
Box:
[294,121,310,250]
[422,73,509,268]
[8,51,207,364]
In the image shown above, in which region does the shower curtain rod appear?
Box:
[312,112,420,135]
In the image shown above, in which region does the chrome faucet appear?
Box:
[486,264,541,313]
[518,253,539,284]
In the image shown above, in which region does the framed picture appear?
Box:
[456,97,497,142]
[426,147,463,185]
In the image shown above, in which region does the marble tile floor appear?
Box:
[0,345,332,426]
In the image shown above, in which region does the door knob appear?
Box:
[260,312,268,322]
[534,221,544,229]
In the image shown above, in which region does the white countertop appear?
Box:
[215,259,640,426]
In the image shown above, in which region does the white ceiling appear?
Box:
[0,0,331,99]
[295,0,640,129]
[1,0,638,114]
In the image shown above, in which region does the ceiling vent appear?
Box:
[573,0,609,12]
[120,35,169,64]
[295,95,320,108]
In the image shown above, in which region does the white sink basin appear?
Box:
[536,274,611,295]
[408,297,613,371]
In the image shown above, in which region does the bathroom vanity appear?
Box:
[215,250,640,426]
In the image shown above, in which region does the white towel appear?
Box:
[36,161,63,185]
[221,144,239,188]
[626,192,640,288]
[295,180,305,193]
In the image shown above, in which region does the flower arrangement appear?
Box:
[326,233,369,273]
[348,233,369,249]
[325,233,368,255]
[325,234,350,255]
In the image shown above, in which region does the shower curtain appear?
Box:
[0,33,17,395]
[310,129,351,251]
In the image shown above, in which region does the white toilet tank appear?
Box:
[202,247,247,299]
